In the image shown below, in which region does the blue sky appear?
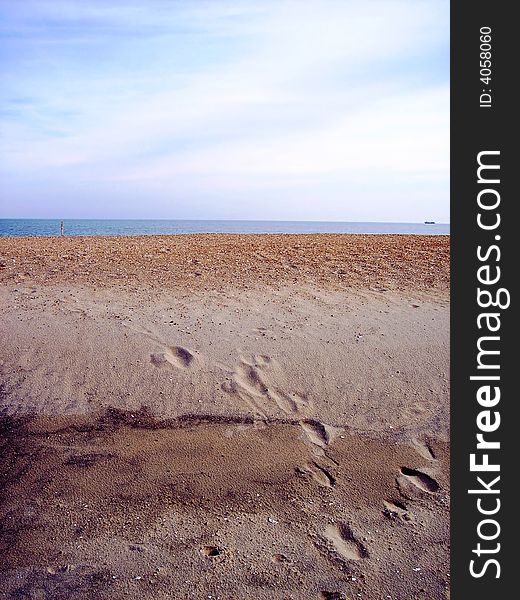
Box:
[0,0,449,222]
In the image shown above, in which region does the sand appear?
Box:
[0,234,450,600]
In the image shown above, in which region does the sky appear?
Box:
[0,0,449,222]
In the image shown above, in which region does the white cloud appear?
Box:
[0,0,449,221]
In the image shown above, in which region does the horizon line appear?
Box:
[0,217,451,225]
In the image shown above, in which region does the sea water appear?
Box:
[0,219,450,237]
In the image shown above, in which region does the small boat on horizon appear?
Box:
[424,221,436,224]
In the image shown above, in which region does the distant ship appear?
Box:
[424,221,436,224]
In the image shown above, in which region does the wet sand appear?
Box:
[0,234,450,600]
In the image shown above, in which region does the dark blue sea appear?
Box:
[0,219,450,237]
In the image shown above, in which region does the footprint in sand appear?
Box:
[297,419,343,483]
[322,522,368,561]
[297,461,336,488]
[411,438,437,461]
[300,420,329,449]
[127,324,196,371]
[397,467,440,496]
[201,545,224,558]
[150,346,194,369]
[383,500,412,522]
[252,354,272,366]
[300,419,342,449]
[224,356,342,485]
[226,356,311,418]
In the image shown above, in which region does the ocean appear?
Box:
[0,219,450,237]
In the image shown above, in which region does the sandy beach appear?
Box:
[0,234,450,600]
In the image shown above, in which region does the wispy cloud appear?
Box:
[0,0,449,221]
